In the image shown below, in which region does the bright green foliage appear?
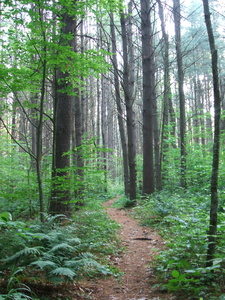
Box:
[0,0,115,98]
[0,0,119,220]
[0,135,42,218]
[135,138,223,195]
[50,137,113,207]
[0,132,115,217]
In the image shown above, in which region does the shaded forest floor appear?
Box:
[0,196,180,299]
[78,196,176,300]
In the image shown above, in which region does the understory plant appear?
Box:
[134,190,225,299]
[0,201,120,299]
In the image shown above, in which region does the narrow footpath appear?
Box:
[84,197,175,300]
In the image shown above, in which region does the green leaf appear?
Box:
[0,212,12,222]
[171,270,180,278]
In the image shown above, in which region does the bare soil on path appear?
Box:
[81,197,175,300]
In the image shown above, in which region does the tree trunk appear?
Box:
[73,23,84,204]
[110,12,129,196]
[120,9,137,202]
[101,75,108,193]
[157,0,171,187]
[35,6,46,222]
[49,11,76,215]
[173,0,186,188]
[202,0,221,268]
[141,0,155,195]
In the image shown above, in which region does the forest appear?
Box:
[0,0,225,299]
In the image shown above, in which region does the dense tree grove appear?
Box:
[1,0,225,298]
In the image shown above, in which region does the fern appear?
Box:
[30,260,56,270]
[43,214,69,226]
[77,252,94,259]
[64,257,97,269]
[66,238,81,245]
[0,201,119,295]
[3,247,41,265]
[64,253,112,276]
[50,267,76,281]
[50,243,74,254]
[164,216,188,226]
[27,232,50,240]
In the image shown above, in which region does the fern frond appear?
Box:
[67,238,81,245]
[64,258,112,276]
[50,267,76,281]
[64,258,98,269]
[28,232,51,240]
[77,252,95,259]
[40,253,64,265]
[30,260,56,270]
[50,243,74,253]
[164,216,188,225]
[96,265,112,275]
[43,214,68,224]
[3,247,41,264]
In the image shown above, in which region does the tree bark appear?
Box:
[202,0,221,268]
[110,12,129,196]
[173,0,186,188]
[73,23,84,203]
[120,9,137,201]
[34,5,46,222]
[101,75,108,193]
[157,0,171,188]
[49,10,76,215]
[141,0,155,195]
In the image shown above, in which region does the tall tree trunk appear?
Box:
[202,0,221,268]
[120,10,137,201]
[101,75,108,193]
[173,0,186,188]
[74,90,84,197]
[157,0,171,187]
[36,57,46,223]
[35,5,46,222]
[192,75,203,145]
[11,93,17,141]
[110,12,129,196]
[73,23,84,204]
[30,90,38,170]
[141,0,155,195]
[205,75,213,145]
[49,11,76,215]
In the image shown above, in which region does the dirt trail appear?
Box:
[84,197,174,300]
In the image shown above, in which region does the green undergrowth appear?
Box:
[112,194,132,208]
[132,189,225,299]
[0,194,121,299]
